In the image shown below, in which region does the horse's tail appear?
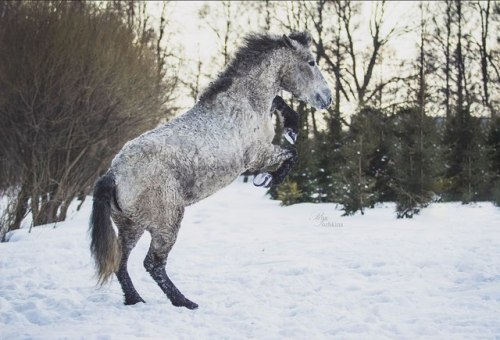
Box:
[89,172,121,285]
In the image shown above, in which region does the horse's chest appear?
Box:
[250,113,275,142]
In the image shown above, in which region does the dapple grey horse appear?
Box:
[90,32,331,309]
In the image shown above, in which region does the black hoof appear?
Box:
[284,128,297,145]
[124,295,145,305]
[172,298,199,310]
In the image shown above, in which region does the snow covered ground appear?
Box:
[1,178,500,339]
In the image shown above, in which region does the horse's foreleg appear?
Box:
[114,214,146,305]
[143,206,198,310]
[268,149,298,186]
[273,96,299,144]
[251,145,298,187]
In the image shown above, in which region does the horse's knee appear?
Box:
[144,229,179,271]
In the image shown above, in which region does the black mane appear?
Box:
[199,32,311,102]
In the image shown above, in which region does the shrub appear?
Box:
[0,1,167,238]
[276,180,303,206]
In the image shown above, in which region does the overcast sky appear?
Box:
[146,1,429,116]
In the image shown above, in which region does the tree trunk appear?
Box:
[478,0,492,115]
[445,0,452,119]
[455,0,464,114]
[418,2,426,196]
[311,108,319,138]
[358,135,364,214]
[9,184,30,231]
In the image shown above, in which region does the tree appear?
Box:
[439,0,490,203]
[388,3,440,218]
[476,0,493,114]
[198,1,251,68]
[0,1,170,240]
[336,107,390,215]
[390,107,439,217]
[336,0,403,110]
[488,116,500,205]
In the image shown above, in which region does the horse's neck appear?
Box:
[230,58,281,116]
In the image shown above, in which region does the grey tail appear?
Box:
[89,172,121,285]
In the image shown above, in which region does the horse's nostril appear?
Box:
[315,92,331,109]
[314,94,320,104]
[323,90,332,106]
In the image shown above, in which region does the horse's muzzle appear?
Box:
[315,90,332,109]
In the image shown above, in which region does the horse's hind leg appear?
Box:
[114,214,146,305]
[143,206,198,310]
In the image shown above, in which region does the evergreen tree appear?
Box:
[389,3,440,218]
[488,116,500,206]
[337,134,377,215]
[276,179,302,206]
[444,112,491,202]
[314,107,345,203]
[336,107,387,215]
[390,107,439,218]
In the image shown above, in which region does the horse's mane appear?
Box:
[199,32,311,102]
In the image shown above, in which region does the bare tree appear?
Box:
[0,1,171,240]
[476,0,494,115]
[333,1,408,111]
[199,1,243,67]
[445,0,453,118]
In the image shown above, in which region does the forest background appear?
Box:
[0,1,498,241]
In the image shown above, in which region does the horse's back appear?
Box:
[110,104,249,211]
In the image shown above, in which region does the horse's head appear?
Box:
[279,32,332,110]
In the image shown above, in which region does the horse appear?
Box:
[89,32,331,309]
[252,95,301,187]
[273,95,300,145]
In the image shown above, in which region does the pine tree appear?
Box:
[314,107,345,203]
[390,107,439,218]
[336,107,386,215]
[337,135,377,215]
[444,113,491,202]
[389,3,440,218]
[488,116,500,206]
[276,179,302,206]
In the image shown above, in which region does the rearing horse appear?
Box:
[90,32,331,309]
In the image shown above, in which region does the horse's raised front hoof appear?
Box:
[253,173,272,187]
[171,297,199,310]
[124,295,146,305]
[283,128,297,145]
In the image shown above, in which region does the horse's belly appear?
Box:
[112,121,255,208]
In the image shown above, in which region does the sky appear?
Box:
[155,1,420,59]
[146,1,423,116]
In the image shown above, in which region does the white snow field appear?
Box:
[1,178,500,339]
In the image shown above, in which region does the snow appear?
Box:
[1,178,500,339]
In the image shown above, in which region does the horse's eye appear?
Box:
[308,60,315,67]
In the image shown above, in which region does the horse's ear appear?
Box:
[282,34,295,49]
